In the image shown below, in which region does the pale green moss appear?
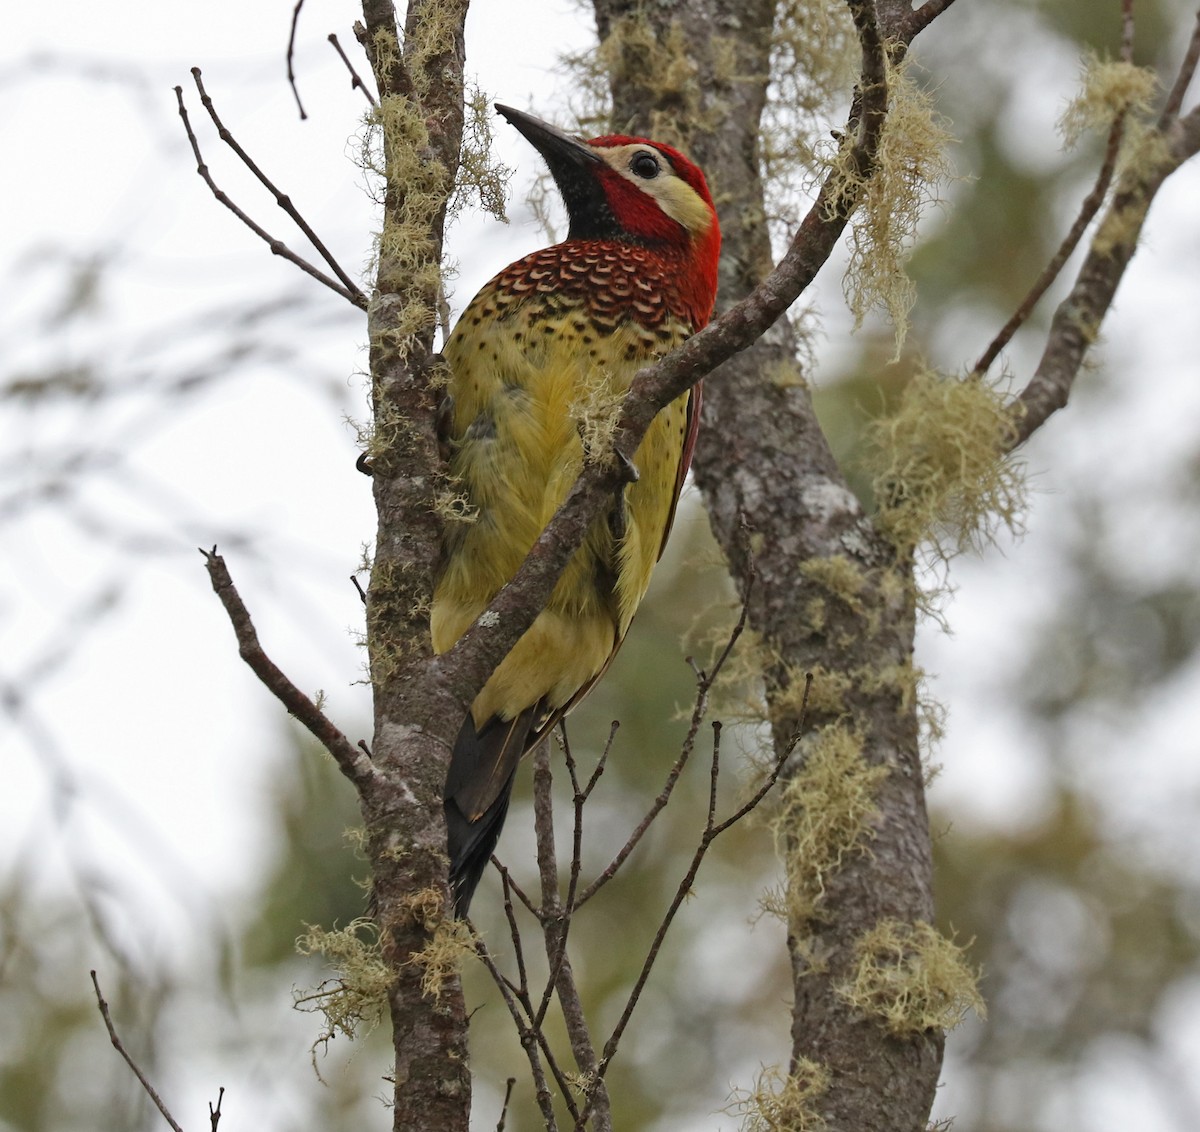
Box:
[569,365,626,466]
[772,723,886,920]
[824,58,955,356]
[405,888,476,1000]
[451,82,512,223]
[798,555,867,614]
[1059,55,1158,153]
[434,488,479,524]
[732,1059,830,1132]
[764,0,858,191]
[294,918,390,1056]
[838,919,985,1034]
[778,663,853,720]
[866,368,1025,560]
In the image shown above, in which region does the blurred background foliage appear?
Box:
[3,0,1200,1129]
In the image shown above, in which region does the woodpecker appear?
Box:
[433,105,721,915]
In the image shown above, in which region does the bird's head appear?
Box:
[496,104,721,320]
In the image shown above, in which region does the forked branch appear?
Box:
[1011,11,1200,445]
[571,674,812,1130]
[974,0,1137,378]
[175,71,368,311]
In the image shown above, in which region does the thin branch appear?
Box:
[473,939,562,1132]
[907,0,959,37]
[531,745,612,1129]
[175,75,367,311]
[560,723,588,918]
[496,867,531,999]
[495,1078,517,1132]
[574,591,751,907]
[1178,102,1200,159]
[208,1088,224,1132]
[286,0,308,120]
[1121,0,1136,65]
[1159,8,1200,127]
[1011,15,1200,445]
[973,0,1135,376]
[479,873,580,1123]
[571,678,811,1130]
[572,717,695,908]
[190,68,366,303]
[493,856,539,917]
[973,117,1127,376]
[712,673,812,837]
[199,547,377,787]
[582,721,619,801]
[328,32,378,107]
[587,724,725,1100]
[90,971,186,1132]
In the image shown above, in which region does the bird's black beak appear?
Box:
[495,104,600,168]
[495,103,615,241]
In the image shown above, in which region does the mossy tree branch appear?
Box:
[351,1,473,1129]
[1012,29,1200,446]
[593,1,961,1129]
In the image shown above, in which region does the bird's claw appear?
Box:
[614,447,640,484]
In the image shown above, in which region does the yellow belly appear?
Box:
[431,293,690,727]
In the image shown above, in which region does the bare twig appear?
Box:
[473,939,562,1132]
[500,878,531,998]
[190,68,366,302]
[572,676,812,1129]
[208,1087,224,1131]
[712,673,813,836]
[199,547,376,787]
[1160,8,1200,127]
[530,745,612,1129]
[560,724,588,918]
[574,592,751,907]
[973,0,1136,376]
[328,32,378,106]
[90,971,186,1132]
[286,0,308,120]
[1120,0,1136,64]
[495,1078,517,1132]
[174,74,367,311]
[494,856,539,917]
[478,874,580,1122]
[974,132,1125,376]
[907,0,959,37]
[582,721,619,801]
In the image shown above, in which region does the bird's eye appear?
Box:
[630,152,660,179]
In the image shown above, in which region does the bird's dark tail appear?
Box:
[444,706,541,917]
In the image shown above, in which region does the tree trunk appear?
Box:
[593,1,943,1126]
